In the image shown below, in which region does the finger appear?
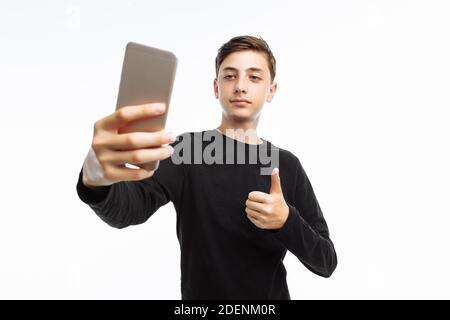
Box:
[124,161,160,171]
[246,209,265,229]
[100,145,174,165]
[136,160,160,172]
[248,191,271,203]
[99,103,166,131]
[103,164,155,182]
[245,207,261,220]
[270,167,283,195]
[96,130,175,151]
[245,199,265,213]
[247,215,261,228]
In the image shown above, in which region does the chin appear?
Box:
[228,112,258,122]
[221,104,259,119]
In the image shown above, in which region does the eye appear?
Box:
[250,76,261,81]
[224,75,235,79]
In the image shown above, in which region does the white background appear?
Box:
[0,0,449,299]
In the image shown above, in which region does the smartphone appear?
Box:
[115,42,178,134]
[115,42,177,171]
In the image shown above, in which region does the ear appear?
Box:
[266,82,277,103]
[214,78,219,99]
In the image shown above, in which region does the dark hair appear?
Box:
[215,35,276,83]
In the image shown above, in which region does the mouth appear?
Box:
[230,99,251,107]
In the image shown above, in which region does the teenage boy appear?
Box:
[77,35,337,299]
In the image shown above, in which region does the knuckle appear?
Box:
[91,137,104,150]
[137,104,151,116]
[139,104,150,113]
[96,153,107,164]
[125,134,139,147]
[93,120,102,132]
[115,109,128,122]
[130,150,144,163]
[103,167,114,180]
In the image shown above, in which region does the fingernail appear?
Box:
[167,146,174,156]
[167,131,176,143]
[154,104,164,113]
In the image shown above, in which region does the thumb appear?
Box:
[270,167,283,195]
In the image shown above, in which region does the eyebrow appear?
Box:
[222,67,264,73]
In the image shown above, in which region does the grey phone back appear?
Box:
[116,42,178,133]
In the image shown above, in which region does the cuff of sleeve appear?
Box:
[76,168,112,205]
[269,204,303,243]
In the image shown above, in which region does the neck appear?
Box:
[216,115,262,145]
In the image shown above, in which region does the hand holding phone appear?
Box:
[82,103,176,188]
[116,42,177,171]
[82,42,178,188]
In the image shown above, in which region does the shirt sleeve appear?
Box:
[271,158,338,278]
[76,142,185,229]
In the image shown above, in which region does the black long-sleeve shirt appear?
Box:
[76,129,337,299]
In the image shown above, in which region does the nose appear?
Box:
[234,77,247,95]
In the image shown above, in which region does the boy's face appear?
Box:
[214,50,277,122]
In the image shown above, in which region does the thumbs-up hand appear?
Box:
[245,168,290,230]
